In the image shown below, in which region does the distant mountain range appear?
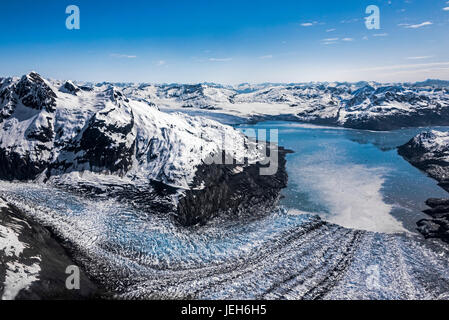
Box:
[5,74,447,131]
[108,78,449,130]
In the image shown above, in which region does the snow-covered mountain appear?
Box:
[340,85,449,130]
[398,130,449,243]
[119,80,449,130]
[122,83,236,110]
[0,73,263,187]
[398,130,449,186]
[0,72,288,226]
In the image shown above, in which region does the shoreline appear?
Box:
[398,133,449,243]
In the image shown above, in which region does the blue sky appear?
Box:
[1,0,448,83]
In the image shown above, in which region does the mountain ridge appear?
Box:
[0,72,288,226]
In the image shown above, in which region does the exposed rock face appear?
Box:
[0,199,100,299]
[398,131,449,243]
[77,109,135,173]
[398,131,449,190]
[59,81,80,95]
[0,149,50,181]
[14,72,57,112]
[0,72,56,181]
[417,199,449,243]
[0,72,287,227]
[177,148,292,226]
[52,92,137,175]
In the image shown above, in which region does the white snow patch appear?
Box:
[0,224,28,257]
[1,261,40,300]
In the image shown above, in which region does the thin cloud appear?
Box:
[320,37,338,45]
[300,21,324,27]
[406,56,434,60]
[156,60,166,66]
[443,7,449,11]
[402,21,433,29]
[321,41,338,45]
[354,61,449,72]
[300,22,315,27]
[259,55,273,59]
[340,18,360,24]
[326,28,336,32]
[320,37,354,45]
[110,53,137,59]
[373,33,389,37]
[381,67,449,78]
[208,58,232,62]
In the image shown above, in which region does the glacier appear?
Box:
[1,181,449,299]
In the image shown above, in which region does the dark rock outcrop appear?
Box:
[0,149,50,181]
[0,72,56,181]
[60,81,80,95]
[60,106,136,175]
[398,131,449,192]
[0,200,101,299]
[177,148,292,226]
[14,72,56,112]
[417,198,449,243]
[398,131,449,243]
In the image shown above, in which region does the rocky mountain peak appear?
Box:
[106,86,129,104]
[15,72,56,112]
[59,80,80,95]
